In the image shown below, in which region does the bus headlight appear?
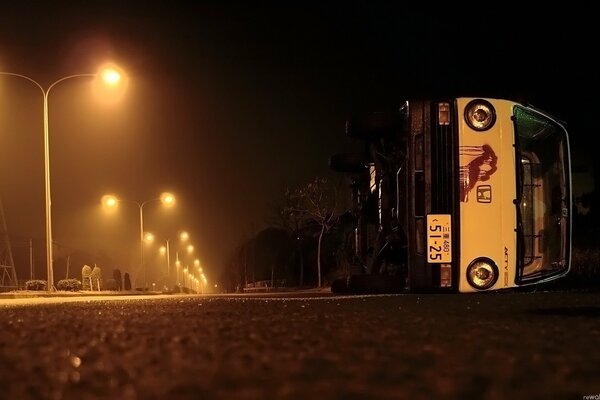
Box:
[466,258,498,290]
[465,99,496,131]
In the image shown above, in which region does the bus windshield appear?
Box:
[514,106,571,283]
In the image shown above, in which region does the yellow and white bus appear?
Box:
[330,98,572,293]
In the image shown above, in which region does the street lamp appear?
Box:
[1,66,124,291]
[102,192,176,289]
[175,257,181,287]
[158,230,190,289]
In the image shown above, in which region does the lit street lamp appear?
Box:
[175,257,181,287]
[158,231,190,289]
[102,192,175,289]
[1,66,124,291]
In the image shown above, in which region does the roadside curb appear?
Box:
[0,291,165,299]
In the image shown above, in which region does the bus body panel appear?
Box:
[456,98,518,293]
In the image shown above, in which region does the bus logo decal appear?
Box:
[476,185,492,203]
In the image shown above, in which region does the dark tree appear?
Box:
[113,269,123,291]
[123,273,132,291]
[285,177,338,287]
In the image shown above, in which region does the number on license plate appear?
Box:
[427,214,451,263]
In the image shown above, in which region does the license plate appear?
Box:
[427,214,451,263]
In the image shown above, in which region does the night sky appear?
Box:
[0,2,597,285]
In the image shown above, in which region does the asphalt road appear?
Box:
[1,290,599,400]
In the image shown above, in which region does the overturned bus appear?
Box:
[330,98,572,293]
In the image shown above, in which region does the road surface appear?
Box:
[1,290,599,399]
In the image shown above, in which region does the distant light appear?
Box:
[194,259,200,268]
[159,246,166,255]
[144,232,155,243]
[187,244,194,254]
[180,231,189,242]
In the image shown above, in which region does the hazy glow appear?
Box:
[92,63,128,104]
[101,68,121,86]
[187,244,194,254]
[102,195,119,210]
[159,246,166,255]
[144,232,155,243]
[160,192,175,206]
[180,231,189,241]
[194,259,200,267]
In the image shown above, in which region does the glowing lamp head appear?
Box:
[160,192,175,207]
[101,68,121,86]
[144,232,155,243]
[187,244,194,254]
[102,195,119,210]
[180,231,189,242]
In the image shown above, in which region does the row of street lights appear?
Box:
[155,230,190,285]
[101,193,176,290]
[151,230,207,292]
[2,64,208,293]
[1,66,124,291]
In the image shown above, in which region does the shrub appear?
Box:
[56,279,82,292]
[104,278,118,291]
[123,273,132,290]
[25,280,47,291]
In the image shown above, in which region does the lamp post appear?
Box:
[175,255,181,287]
[1,67,122,291]
[102,192,175,289]
[159,240,171,278]
[158,230,190,289]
